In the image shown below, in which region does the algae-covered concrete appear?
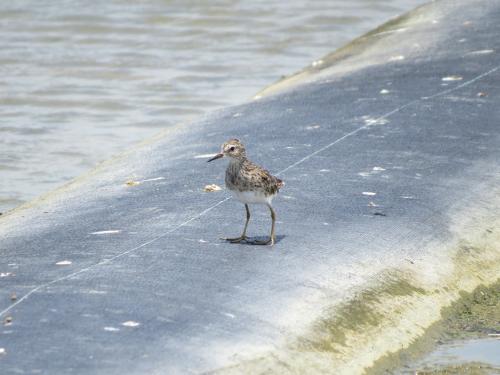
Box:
[368,280,500,374]
[1,0,500,374]
[403,281,500,374]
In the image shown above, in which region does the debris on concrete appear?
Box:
[204,184,222,192]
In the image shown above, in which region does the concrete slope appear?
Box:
[1,0,499,374]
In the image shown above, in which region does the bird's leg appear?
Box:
[252,204,275,246]
[221,204,250,243]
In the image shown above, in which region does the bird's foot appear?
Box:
[221,235,248,243]
[251,237,274,246]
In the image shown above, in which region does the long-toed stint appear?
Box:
[208,139,284,246]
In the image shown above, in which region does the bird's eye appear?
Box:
[229,146,235,151]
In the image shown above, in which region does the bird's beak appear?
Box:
[207,153,223,162]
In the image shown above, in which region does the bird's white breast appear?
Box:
[230,189,274,205]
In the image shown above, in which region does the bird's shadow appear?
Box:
[222,235,286,246]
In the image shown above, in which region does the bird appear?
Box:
[208,139,284,245]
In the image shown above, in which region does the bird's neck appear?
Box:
[228,156,246,166]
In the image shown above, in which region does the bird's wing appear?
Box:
[241,160,283,193]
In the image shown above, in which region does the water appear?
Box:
[0,0,427,213]
[404,338,500,373]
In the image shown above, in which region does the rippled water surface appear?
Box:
[0,0,427,212]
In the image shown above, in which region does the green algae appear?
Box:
[295,276,427,351]
[406,281,500,375]
[444,282,500,340]
[368,280,500,375]
[412,362,500,375]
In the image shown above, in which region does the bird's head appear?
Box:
[207,139,246,162]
